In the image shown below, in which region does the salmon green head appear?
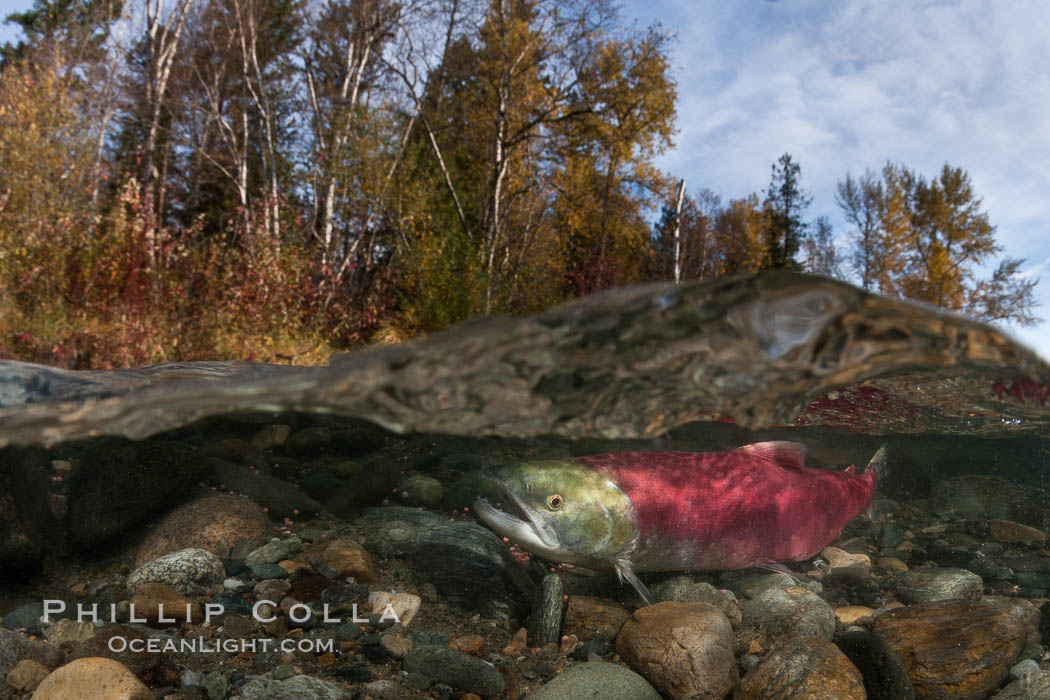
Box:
[473,459,638,568]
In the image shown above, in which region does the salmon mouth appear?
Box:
[474,468,560,549]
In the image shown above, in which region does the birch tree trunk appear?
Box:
[139,0,194,298]
[235,0,282,244]
[304,1,387,265]
[673,179,685,284]
[142,0,195,210]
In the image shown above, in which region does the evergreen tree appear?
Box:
[762,152,811,271]
[1,0,123,68]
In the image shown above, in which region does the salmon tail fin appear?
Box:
[615,558,654,606]
[865,445,889,482]
[864,445,889,519]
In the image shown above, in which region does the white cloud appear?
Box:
[627,0,1050,356]
[1018,256,1050,281]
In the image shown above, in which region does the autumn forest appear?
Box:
[0,0,1038,368]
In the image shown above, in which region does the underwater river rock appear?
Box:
[0,271,1048,447]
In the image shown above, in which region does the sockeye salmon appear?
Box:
[474,441,887,603]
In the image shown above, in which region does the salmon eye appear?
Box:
[547,494,563,510]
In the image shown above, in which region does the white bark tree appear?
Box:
[140,0,195,271]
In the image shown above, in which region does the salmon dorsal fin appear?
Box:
[734,441,807,468]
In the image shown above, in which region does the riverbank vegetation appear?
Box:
[0,0,1038,368]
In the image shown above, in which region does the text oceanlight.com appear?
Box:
[107,637,336,654]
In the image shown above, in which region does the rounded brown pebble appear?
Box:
[277,559,309,575]
[821,546,871,570]
[989,519,1046,547]
[253,578,292,602]
[877,557,909,574]
[834,605,874,626]
[27,640,65,670]
[615,601,737,700]
[221,613,256,639]
[306,539,375,583]
[736,636,865,699]
[7,659,49,692]
[129,582,202,626]
[503,627,528,655]
[562,595,630,642]
[873,599,1025,699]
[30,657,152,699]
[380,635,412,659]
[135,493,269,564]
[449,634,485,656]
[251,424,291,449]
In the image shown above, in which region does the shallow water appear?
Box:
[1,271,1048,699]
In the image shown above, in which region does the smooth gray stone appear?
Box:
[403,644,505,697]
[202,670,229,699]
[245,537,301,566]
[2,603,50,633]
[895,567,983,604]
[992,669,1050,699]
[738,586,835,651]
[238,674,347,699]
[357,506,533,621]
[283,427,331,457]
[397,473,443,507]
[249,564,288,580]
[211,458,323,519]
[651,576,741,625]
[525,661,661,699]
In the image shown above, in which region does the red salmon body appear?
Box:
[578,441,879,572]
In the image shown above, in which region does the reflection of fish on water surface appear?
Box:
[474,441,887,603]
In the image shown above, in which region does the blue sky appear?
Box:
[620,0,1050,357]
[2,0,1048,357]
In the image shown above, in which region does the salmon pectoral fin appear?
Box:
[558,563,602,577]
[615,558,654,605]
[754,562,803,582]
